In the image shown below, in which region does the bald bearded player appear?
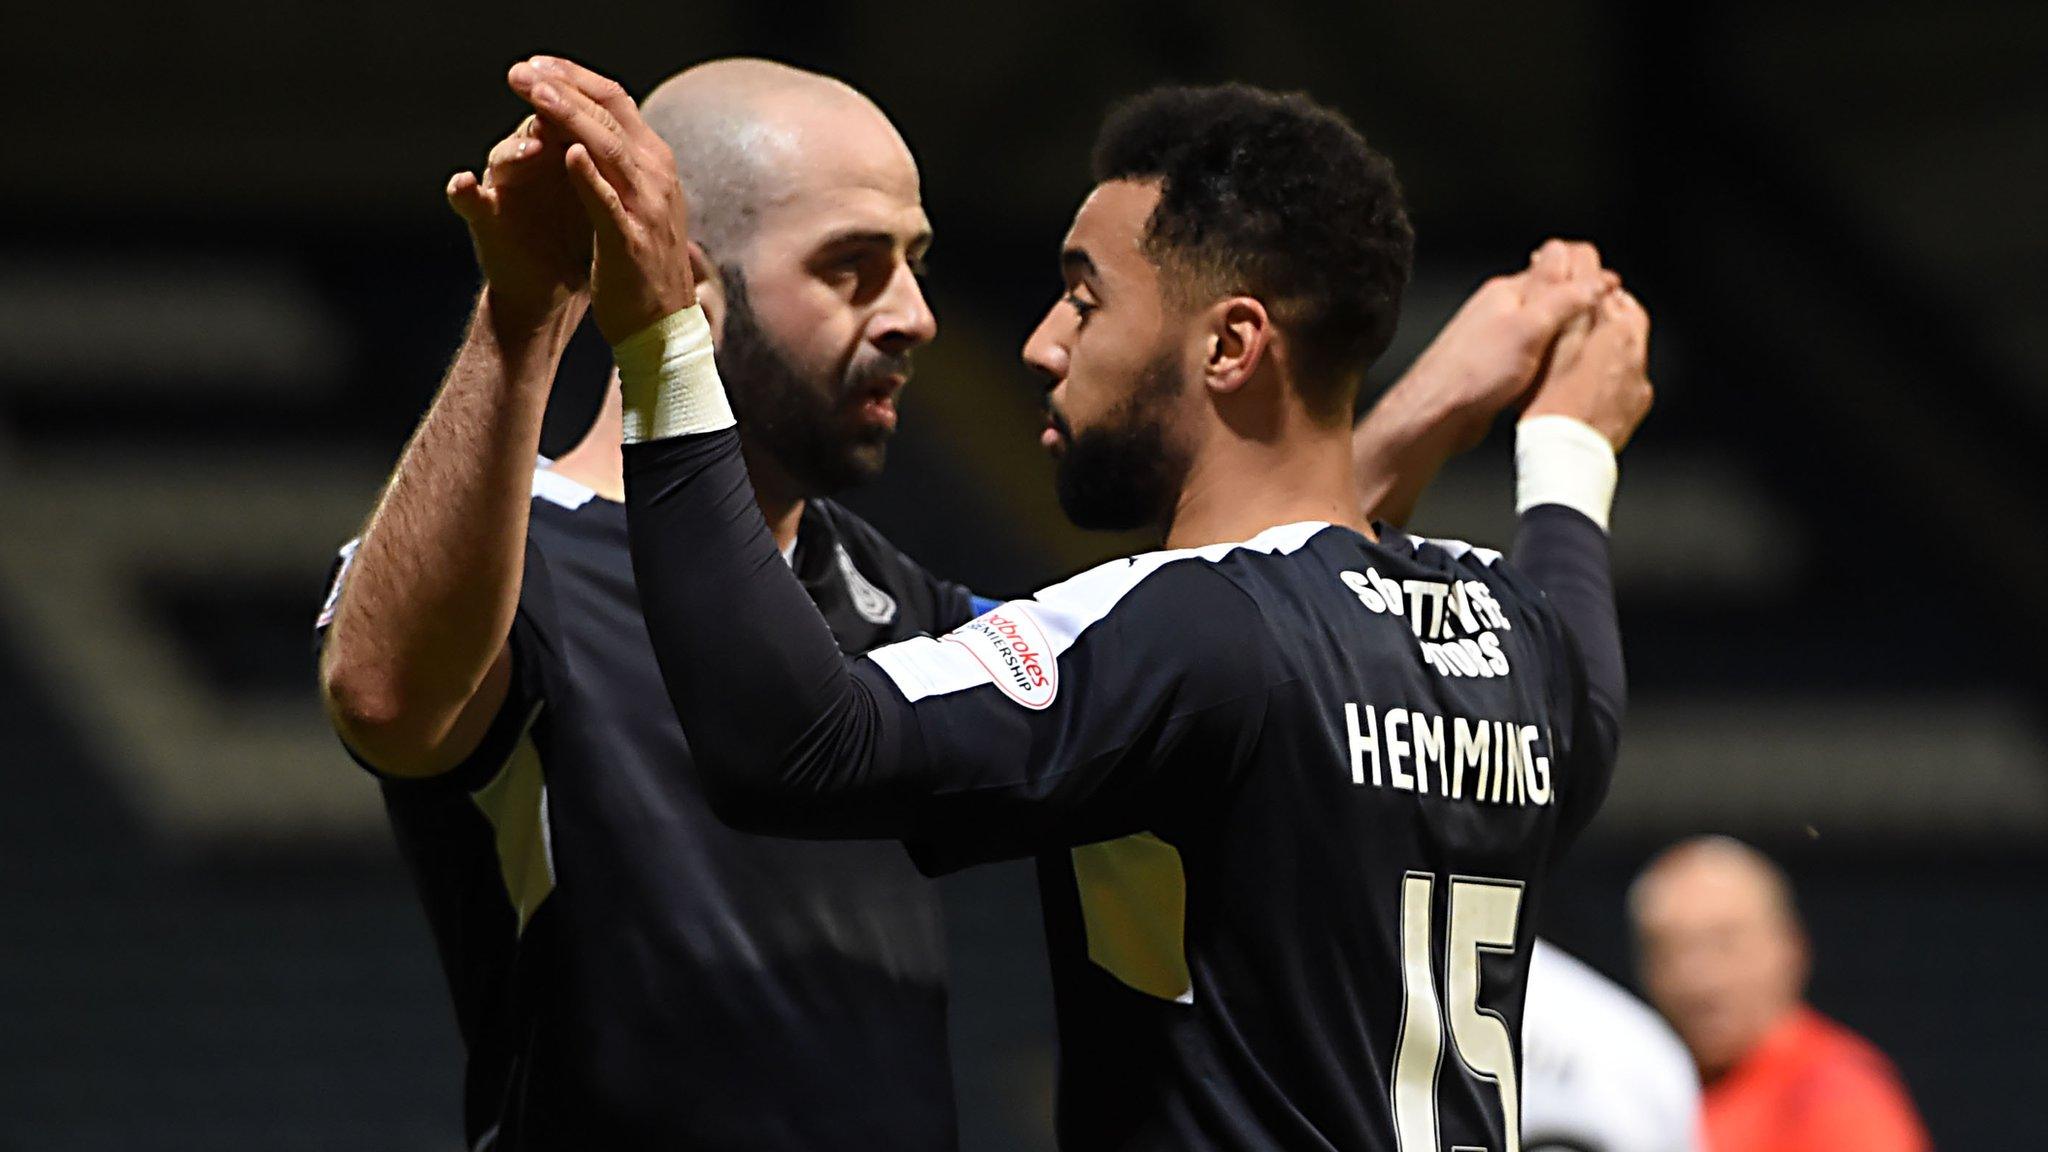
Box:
[318,55,1621,1149]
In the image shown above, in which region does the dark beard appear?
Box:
[1051,352,1188,532]
[716,266,902,497]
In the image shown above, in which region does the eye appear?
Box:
[1064,291,1098,321]
[819,252,884,301]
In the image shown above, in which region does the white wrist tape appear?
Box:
[615,305,735,444]
[1515,415,1618,532]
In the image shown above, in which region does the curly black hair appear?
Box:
[1092,84,1414,414]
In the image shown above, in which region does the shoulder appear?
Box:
[520,465,630,591]
[806,498,945,581]
[806,497,919,585]
[807,498,938,581]
[805,497,972,633]
[1396,528,1508,573]
[1394,526,1554,609]
[527,463,616,539]
[504,464,611,630]
[1792,1011,1916,1094]
[1026,521,1325,645]
[530,462,602,514]
[1025,523,1322,696]
[1779,1013,1930,1149]
[863,525,1299,710]
[1393,527,1577,670]
[804,497,883,547]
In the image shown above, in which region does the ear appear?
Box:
[1202,296,1271,396]
[688,242,726,336]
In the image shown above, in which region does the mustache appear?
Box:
[1044,400,1074,441]
[841,351,916,398]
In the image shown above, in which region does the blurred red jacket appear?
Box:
[1702,1006,1931,1152]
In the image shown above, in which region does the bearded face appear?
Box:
[717,265,916,498]
[1044,346,1190,532]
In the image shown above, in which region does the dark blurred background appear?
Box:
[3,0,2045,1147]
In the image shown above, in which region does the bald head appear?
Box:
[1630,835,1800,930]
[628,58,936,502]
[1631,836,1810,1078]
[640,59,915,259]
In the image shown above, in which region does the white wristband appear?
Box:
[1515,415,1618,532]
[615,305,735,444]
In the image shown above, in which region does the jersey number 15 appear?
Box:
[1393,872,1525,1152]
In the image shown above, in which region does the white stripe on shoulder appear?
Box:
[531,463,596,510]
[867,520,1326,706]
[1417,536,1503,567]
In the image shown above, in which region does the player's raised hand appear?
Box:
[446,112,592,326]
[1396,238,1617,451]
[1524,289,1654,452]
[1350,240,1623,526]
[508,55,697,345]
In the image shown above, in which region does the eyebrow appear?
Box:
[1061,247,1099,282]
[817,227,934,255]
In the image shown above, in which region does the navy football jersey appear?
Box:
[626,430,1624,1152]
[319,463,980,1150]
[870,523,1610,1151]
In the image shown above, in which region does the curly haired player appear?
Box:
[535,61,1651,1150]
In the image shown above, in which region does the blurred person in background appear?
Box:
[319,51,1625,1149]
[1523,938,1701,1152]
[1632,835,1932,1152]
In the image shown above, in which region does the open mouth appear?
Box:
[858,393,898,429]
[848,378,905,430]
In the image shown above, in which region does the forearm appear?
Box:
[624,428,917,837]
[1352,370,1483,528]
[321,290,581,759]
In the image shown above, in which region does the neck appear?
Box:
[552,372,805,553]
[1164,409,1372,550]
[549,375,627,501]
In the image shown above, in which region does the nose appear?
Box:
[1022,303,1070,382]
[871,262,938,357]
